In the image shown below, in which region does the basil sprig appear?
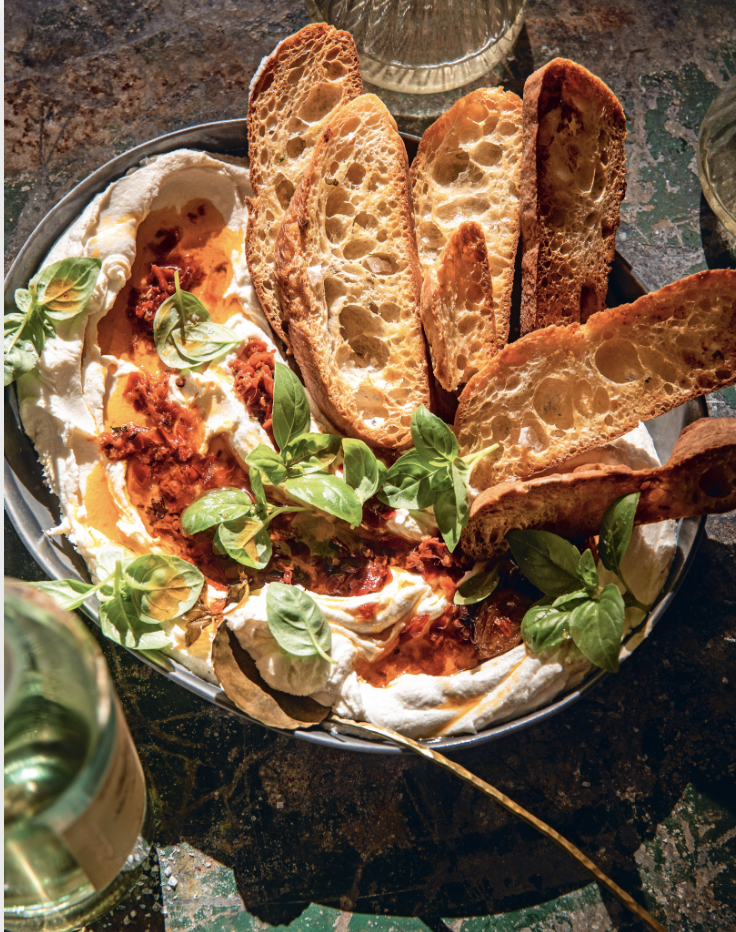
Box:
[153,270,240,369]
[246,362,373,527]
[380,406,497,552]
[181,485,306,571]
[34,551,205,652]
[509,493,649,673]
[266,583,336,664]
[4,256,102,385]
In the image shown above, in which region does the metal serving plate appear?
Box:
[4,120,707,754]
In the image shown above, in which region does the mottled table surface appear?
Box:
[5,1,736,930]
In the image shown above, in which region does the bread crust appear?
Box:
[246,24,363,348]
[455,268,736,490]
[461,418,736,557]
[274,94,430,450]
[419,221,496,392]
[410,88,523,351]
[520,58,627,336]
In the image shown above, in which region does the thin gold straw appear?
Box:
[329,716,668,932]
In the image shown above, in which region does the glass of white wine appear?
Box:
[698,75,736,237]
[306,0,529,95]
[4,581,155,932]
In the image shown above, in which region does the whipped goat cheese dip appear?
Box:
[17,148,677,739]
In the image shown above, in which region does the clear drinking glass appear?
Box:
[698,75,736,237]
[4,581,155,932]
[306,0,529,94]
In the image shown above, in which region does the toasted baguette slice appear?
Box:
[420,221,496,392]
[462,418,736,558]
[455,269,736,490]
[520,58,627,336]
[274,94,430,450]
[246,24,363,348]
[411,89,523,351]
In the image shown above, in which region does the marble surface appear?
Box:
[4,1,736,930]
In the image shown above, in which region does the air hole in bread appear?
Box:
[572,379,595,415]
[604,415,614,426]
[519,415,549,452]
[533,377,575,429]
[580,284,598,321]
[343,236,377,259]
[286,136,307,159]
[715,368,732,381]
[491,414,513,442]
[324,59,348,78]
[471,141,502,167]
[601,219,616,239]
[458,315,481,336]
[340,304,384,341]
[326,187,354,217]
[437,196,489,224]
[576,156,596,193]
[298,83,343,123]
[274,177,294,211]
[365,254,398,276]
[325,217,347,243]
[483,112,499,135]
[355,385,390,421]
[699,464,734,498]
[324,276,347,310]
[639,346,678,382]
[433,150,470,186]
[595,340,645,383]
[593,387,610,413]
[418,221,445,252]
[591,165,607,201]
[377,302,401,323]
[353,211,377,232]
[498,120,519,137]
[346,163,366,185]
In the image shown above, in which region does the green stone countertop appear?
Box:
[5,1,736,930]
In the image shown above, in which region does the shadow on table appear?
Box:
[109,532,735,932]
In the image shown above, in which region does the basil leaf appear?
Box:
[411,405,458,462]
[33,257,102,321]
[215,515,272,569]
[577,549,599,596]
[569,583,625,673]
[506,530,582,596]
[153,288,239,369]
[181,488,255,536]
[33,578,98,611]
[599,492,640,578]
[551,589,592,612]
[380,450,436,510]
[282,432,342,476]
[100,591,171,651]
[124,554,204,624]
[433,465,469,553]
[266,582,335,664]
[342,438,385,503]
[272,361,311,451]
[248,466,268,509]
[521,601,573,653]
[246,445,287,486]
[4,297,54,386]
[284,474,363,527]
[454,564,500,605]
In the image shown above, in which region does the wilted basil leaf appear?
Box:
[282,432,342,477]
[454,564,500,606]
[342,438,385,503]
[568,583,625,673]
[599,493,640,579]
[214,515,273,569]
[272,361,311,451]
[153,281,239,369]
[33,257,102,321]
[181,488,256,536]
[507,530,582,596]
[124,554,204,624]
[284,474,363,527]
[266,582,335,664]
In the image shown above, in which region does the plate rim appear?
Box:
[3,118,708,754]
